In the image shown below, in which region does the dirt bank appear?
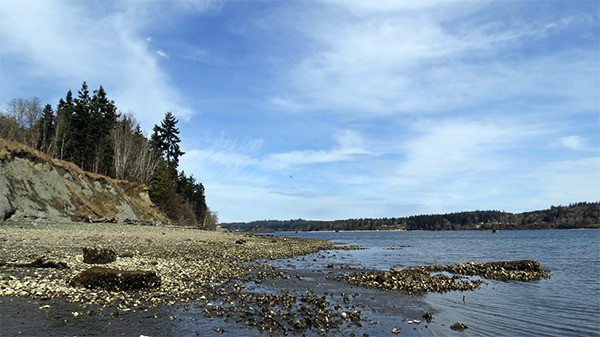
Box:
[0,139,166,223]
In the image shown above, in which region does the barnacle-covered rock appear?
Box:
[1,256,69,269]
[342,259,549,293]
[343,267,483,293]
[422,260,550,281]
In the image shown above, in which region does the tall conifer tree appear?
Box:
[36,104,55,153]
[90,85,118,176]
[150,112,184,170]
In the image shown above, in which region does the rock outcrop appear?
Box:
[0,139,167,224]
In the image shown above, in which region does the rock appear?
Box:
[70,266,161,291]
[450,322,468,331]
[422,311,433,322]
[293,319,308,330]
[82,247,117,264]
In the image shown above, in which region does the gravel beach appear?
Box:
[0,221,341,336]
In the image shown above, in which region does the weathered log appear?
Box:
[70,266,160,291]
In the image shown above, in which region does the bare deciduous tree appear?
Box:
[0,97,43,147]
[111,113,159,184]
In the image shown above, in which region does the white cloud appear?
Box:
[393,119,544,186]
[560,135,587,151]
[156,50,169,58]
[527,157,600,208]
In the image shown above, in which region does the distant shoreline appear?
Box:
[222,202,600,232]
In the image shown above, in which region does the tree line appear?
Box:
[0,82,217,229]
[221,202,599,232]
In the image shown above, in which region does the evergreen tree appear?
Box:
[151,112,184,170]
[149,159,180,220]
[177,171,207,224]
[90,85,118,176]
[36,104,55,153]
[71,81,93,169]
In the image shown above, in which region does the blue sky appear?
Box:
[1,1,598,222]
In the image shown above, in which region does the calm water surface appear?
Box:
[270,230,600,337]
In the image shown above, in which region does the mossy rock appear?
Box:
[70,266,160,291]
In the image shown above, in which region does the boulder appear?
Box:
[70,266,161,291]
[82,247,117,264]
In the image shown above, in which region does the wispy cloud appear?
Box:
[273,2,597,116]
[264,130,372,169]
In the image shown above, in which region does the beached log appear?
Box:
[0,256,69,269]
[70,266,161,291]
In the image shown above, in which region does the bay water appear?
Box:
[268,229,600,336]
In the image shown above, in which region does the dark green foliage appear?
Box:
[148,112,209,228]
[69,81,93,167]
[62,82,118,175]
[221,202,600,232]
[149,160,180,220]
[177,171,207,225]
[90,85,118,176]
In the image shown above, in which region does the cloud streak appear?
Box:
[275,2,597,116]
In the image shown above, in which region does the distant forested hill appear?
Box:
[221,202,600,232]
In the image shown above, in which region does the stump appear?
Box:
[82,247,117,264]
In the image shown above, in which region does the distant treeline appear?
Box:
[0,82,217,229]
[221,202,600,232]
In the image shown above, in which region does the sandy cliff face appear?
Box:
[0,139,167,224]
